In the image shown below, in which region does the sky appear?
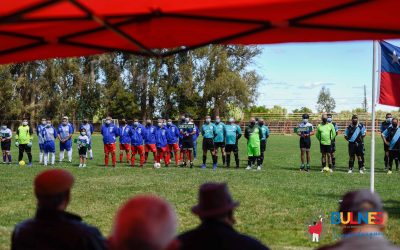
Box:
[253,40,400,113]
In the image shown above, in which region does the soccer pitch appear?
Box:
[0,134,399,250]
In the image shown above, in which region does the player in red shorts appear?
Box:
[101,116,119,167]
[166,118,180,166]
[129,119,145,167]
[154,119,170,168]
[143,119,157,164]
[118,119,131,163]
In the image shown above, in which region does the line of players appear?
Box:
[99,115,270,170]
[0,116,91,167]
[298,113,368,174]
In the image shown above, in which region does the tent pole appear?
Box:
[370,40,378,193]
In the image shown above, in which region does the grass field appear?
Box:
[0,134,399,250]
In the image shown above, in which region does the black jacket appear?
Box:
[178,220,270,250]
[12,209,107,250]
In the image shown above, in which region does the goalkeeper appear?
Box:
[77,127,90,168]
[245,117,263,170]
[15,119,33,166]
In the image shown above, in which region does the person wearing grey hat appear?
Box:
[317,189,399,250]
[178,183,270,250]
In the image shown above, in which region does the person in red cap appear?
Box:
[178,183,270,250]
[11,169,106,250]
[108,195,180,250]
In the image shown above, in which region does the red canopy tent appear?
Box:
[1,0,400,64]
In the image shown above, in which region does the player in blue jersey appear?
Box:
[213,116,226,166]
[119,119,131,163]
[190,118,200,159]
[344,115,366,174]
[80,118,94,159]
[201,116,217,169]
[224,118,242,168]
[36,118,47,164]
[298,114,314,171]
[380,113,393,170]
[57,116,74,163]
[42,119,58,166]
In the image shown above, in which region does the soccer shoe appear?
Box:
[348,169,353,174]
[300,164,305,170]
[90,157,93,160]
[201,164,206,169]
[2,162,6,164]
[359,169,364,174]
[246,166,252,170]
[212,164,217,170]
[306,164,311,170]
[83,164,87,168]
[78,164,83,168]
[320,169,324,173]
[257,166,262,171]
[387,170,393,175]
[28,162,32,167]
[190,162,194,168]
[330,168,333,173]
[68,160,72,163]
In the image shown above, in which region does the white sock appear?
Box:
[89,149,93,158]
[60,151,64,161]
[43,153,48,165]
[51,153,55,165]
[39,152,43,163]
[67,150,73,161]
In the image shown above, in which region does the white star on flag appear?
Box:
[390,50,400,65]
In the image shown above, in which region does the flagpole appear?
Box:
[370,40,378,193]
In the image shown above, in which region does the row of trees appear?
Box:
[0,45,261,123]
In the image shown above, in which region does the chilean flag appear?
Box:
[379,41,400,106]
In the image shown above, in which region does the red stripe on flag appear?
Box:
[379,72,400,107]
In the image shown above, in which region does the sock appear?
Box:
[2,155,5,162]
[166,151,171,165]
[43,153,48,165]
[349,160,354,170]
[119,152,123,162]
[226,154,231,167]
[384,155,388,168]
[358,161,363,170]
[322,157,326,167]
[180,152,183,161]
[156,152,160,163]
[248,157,252,166]
[332,157,336,166]
[112,152,116,166]
[203,155,207,165]
[187,151,191,164]
[144,152,149,162]
[67,150,72,161]
[222,155,226,165]
[234,153,239,167]
[7,154,12,162]
[89,149,93,158]
[153,152,157,163]
[27,152,32,163]
[329,164,332,169]
[175,152,179,165]
[139,154,144,166]
[105,154,109,166]
[251,157,256,166]
[260,152,265,165]
[131,153,136,166]
[212,155,217,165]
[395,159,399,169]
[39,152,43,163]
[60,151,65,161]
[51,153,55,165]
[257,157,262,166]
[126,150,130,162]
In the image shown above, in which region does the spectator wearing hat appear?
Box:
[317,189,399,250]
[108,195,179,250]
[178,183,270,250]
[11,169,106,250]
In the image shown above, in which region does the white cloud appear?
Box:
[300,82,335,89]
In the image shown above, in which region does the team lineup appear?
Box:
[0,113,396,173]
